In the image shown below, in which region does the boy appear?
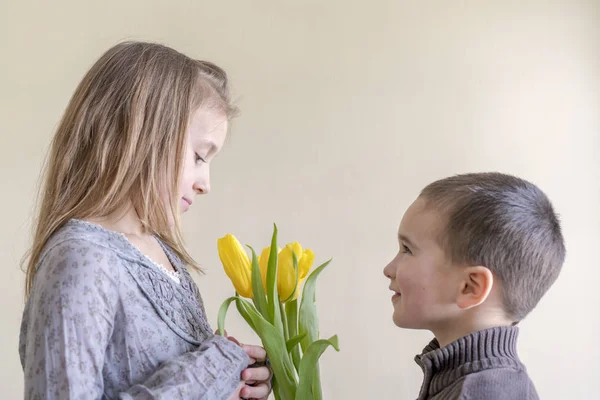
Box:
[383,172,565,400]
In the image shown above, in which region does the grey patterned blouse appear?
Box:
[19,219,248,399]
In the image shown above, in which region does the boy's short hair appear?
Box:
[420,172,565,322]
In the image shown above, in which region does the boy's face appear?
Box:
[383,197,463,330]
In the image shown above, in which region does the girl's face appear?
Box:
[176,106,228,214]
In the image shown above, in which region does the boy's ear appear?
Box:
[456,266,494,310]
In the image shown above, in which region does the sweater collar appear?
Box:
[414,326,523,399]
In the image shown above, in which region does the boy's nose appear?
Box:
[383,262,394,279]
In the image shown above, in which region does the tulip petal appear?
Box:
[299,249,315,280]
[217,234,253,298]
[289,249,315,300]
[277,246,294,301]
[258,246,270,289]
[289,242,303,258]
[277,242,303,301]
[259,246,281,289]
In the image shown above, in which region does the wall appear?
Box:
[1,1,598,398]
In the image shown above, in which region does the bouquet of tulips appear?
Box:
[217,225,339,400]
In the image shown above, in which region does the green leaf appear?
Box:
[273,380,282,400]
[236,293,256,331]
[295,335,340,400]
[286,332,307,353]
[217,296,238,336]
[311,364,323,400]
[298,259,332,352]
[235,297,298,398]
[266,224,284,336]
[218,295,261,335]
[248,245,268,319]
[286,299,301,370]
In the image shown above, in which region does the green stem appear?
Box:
[280,302,289,342]
[280,301,299,383]
[286,300,301,371]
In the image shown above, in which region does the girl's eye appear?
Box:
[195,153,206,164]
[401,244,412,255]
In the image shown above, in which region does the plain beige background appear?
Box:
[1,0,599,398]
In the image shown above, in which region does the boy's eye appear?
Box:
[195,153,206,164]
[401,244,412,255]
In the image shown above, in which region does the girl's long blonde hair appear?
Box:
[24,41,237,297]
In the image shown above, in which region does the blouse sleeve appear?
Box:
[20,239,248,400]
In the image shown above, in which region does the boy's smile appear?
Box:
[384,198,462,330]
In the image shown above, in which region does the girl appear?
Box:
[19,41,271,399]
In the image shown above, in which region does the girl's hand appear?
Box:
[227,382,245,400]
[218,331,272,400]
[239,343,272,400]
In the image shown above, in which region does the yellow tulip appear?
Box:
[258,246,272,289]
[264,242,314,301]
[217,234,253,298]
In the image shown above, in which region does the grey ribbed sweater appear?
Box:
[414,326,539,400]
